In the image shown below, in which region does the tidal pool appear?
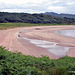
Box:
[18,30,75,57]
[57,30,75,38]
[23,37,70,57]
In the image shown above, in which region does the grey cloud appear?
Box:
[0,0,75,14]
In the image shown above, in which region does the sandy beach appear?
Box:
[0,25,75,59]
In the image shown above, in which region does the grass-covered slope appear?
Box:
[0,47,75,75]
[0,23,38,30]
[0,23,69,30]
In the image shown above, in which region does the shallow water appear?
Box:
[18,30,75,57]
[24,37,70,57]
[57,30,75,38]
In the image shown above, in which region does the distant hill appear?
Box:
[43,12,75,19]
[0,12,75,24]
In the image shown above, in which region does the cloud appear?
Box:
[47,6,66,13]
[1,9,44,13]
[0,0,75,14]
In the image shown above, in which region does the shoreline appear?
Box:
[0,25,75,59]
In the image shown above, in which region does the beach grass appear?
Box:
[0,23,69,30]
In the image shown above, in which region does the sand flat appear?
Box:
[0,25,75,59]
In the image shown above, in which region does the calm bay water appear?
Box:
[19,30,75,57]
[57,30,75,37]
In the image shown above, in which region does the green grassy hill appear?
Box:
[0,12,75,24]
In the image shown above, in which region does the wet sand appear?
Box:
[0,25,75,59]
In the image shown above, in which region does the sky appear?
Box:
[0,0,75,14]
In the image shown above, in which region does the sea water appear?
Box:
[24,37,70,57]
[18,30,74,57]
[57,30,75,38]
